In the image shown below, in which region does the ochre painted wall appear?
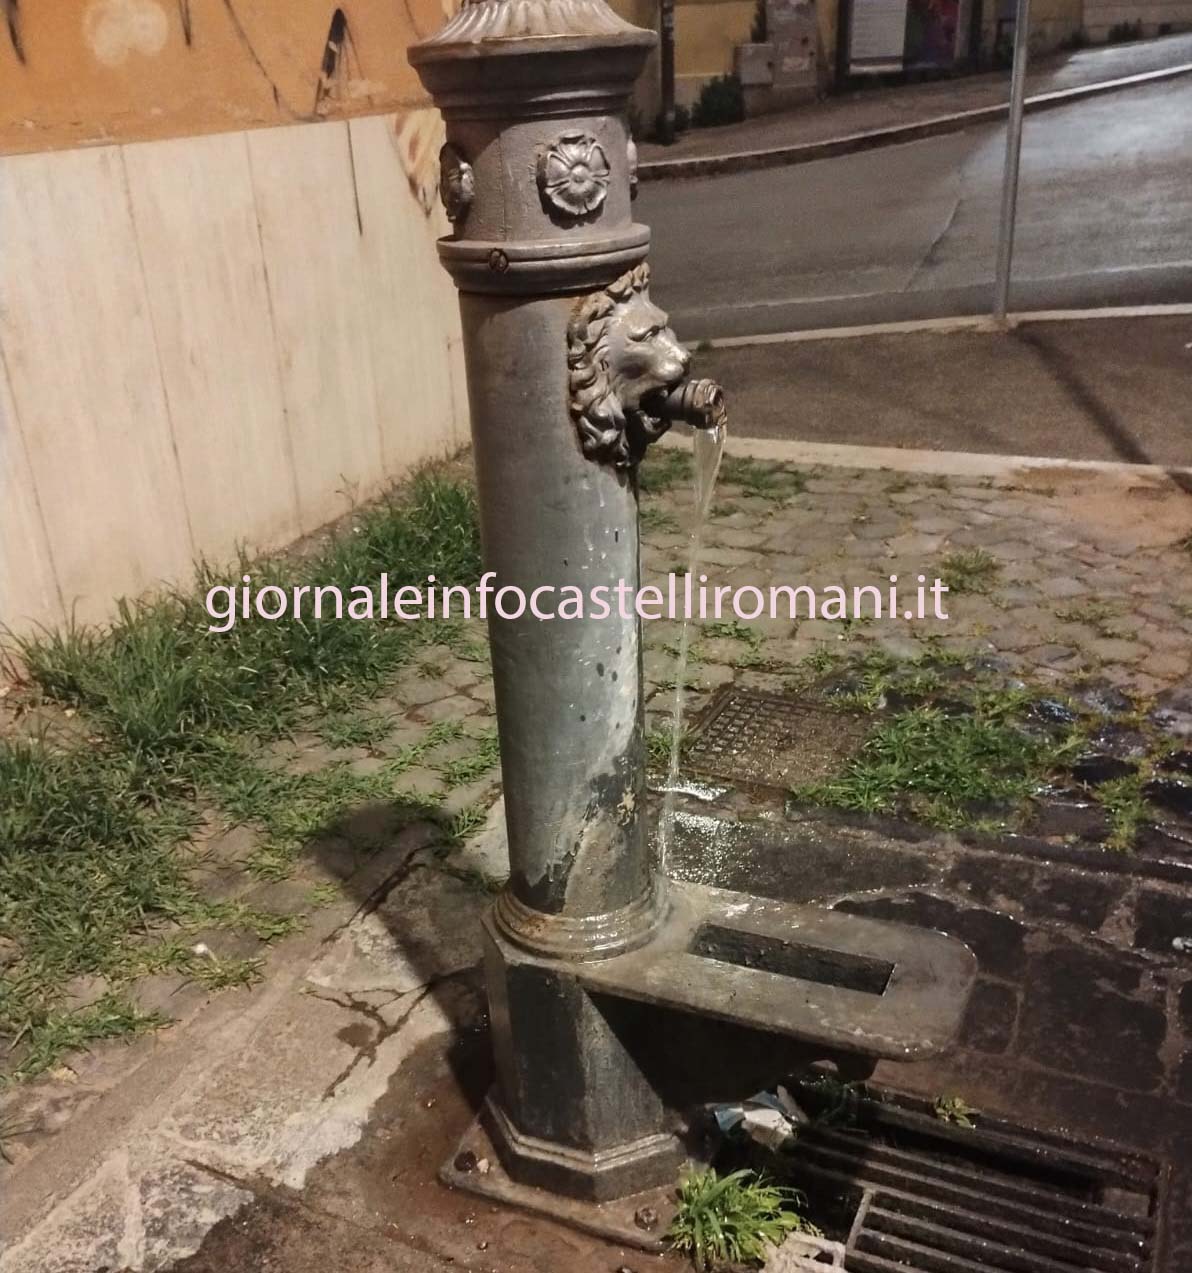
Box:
[610,0,758,115]
[0,0,451,155]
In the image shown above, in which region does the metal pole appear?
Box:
[993,0,1031,324]
[658,0,677,143]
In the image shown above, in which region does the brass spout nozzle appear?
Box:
[655,379,727,431]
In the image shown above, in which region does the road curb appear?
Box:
[655,430,1192,483]
[638,60,1192,182]
[693,303,1192,349]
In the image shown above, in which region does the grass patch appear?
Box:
[317,709,395,750]
[938,549,1001,596]
[12,474,480,764]
[797,689,1083,828]
[1,470,484,1075]
[668,1168,821,1271]
[718,456,806,501]
[640,506,680,533]
[5,994,166,1082]
[1097,772,1153,852]
[637,448,693,495]
[933,1094,977,1127]
[436,728,501,788]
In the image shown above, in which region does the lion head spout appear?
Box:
[567,264,692,469]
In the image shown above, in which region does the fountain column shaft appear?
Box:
[461,294,657,952]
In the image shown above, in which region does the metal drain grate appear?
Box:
[686,687,868,789]
[778,1090,1159,1273]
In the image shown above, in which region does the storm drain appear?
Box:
[778,1089,1160,1273]
[686,687,868,789]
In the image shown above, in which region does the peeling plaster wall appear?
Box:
[0,109,467,631]
[0,3,468,634]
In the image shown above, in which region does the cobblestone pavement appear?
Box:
[4,448,1192,1270]
[639,452,1192,711]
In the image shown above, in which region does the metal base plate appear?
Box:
[441,1114,676,1252]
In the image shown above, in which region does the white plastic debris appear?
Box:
[713,1086,809,1150]
[763,1231,847,1270]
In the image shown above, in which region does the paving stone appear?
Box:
[393,676,454,708]
[1030,872,1122,929]
[348,755,387,777]
[1015,935,1166,1093]
[1026,644,1078,668]
[466,680,497,710]
[998,561,1043,584]
[202,823,261,865]
[1089,637,1147,663]
[1133,888,1192,956]
[439,660,482,690]
[388,767,447,802]
[1176,1050,1192,1105]
[960,979,1019,1054]
[1037,576,1088,600]
[947,855,1037,912]
[833,891,1028,980]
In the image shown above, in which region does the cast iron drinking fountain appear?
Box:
[408,1,977,1245]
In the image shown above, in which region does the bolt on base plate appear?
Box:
[442,1112,677,1253]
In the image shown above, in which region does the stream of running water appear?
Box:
[656,423,726,880]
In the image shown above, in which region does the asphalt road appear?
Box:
[638,78,1192,339]
[693,316,1192,466]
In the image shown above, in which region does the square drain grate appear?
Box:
[776,1085,1161,1273]
[686,687,868,789]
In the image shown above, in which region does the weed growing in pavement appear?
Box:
[1097,772,1155,852]
[317,708,396,751]
[668,1168,821,1271]
[645,725,694,769]
[938,548,1001,596]
[640,506,680,533]
[933,1094,978,1127]
[718,456,806,502]
[436,728,501,788]
[795,685,1085,829]
[1055,600,1126,632]
[637,448,693,495]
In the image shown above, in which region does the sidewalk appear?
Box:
[639,32,1192,179]
[3,442,1192,1270]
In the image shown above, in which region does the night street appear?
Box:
[641,77,1192,338]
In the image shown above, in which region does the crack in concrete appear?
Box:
[307,982,435,1101]
[316,853,427,950]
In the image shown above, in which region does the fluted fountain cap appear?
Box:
[411,0,654,60]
